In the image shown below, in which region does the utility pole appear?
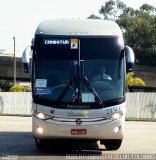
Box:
[13,37,16,84]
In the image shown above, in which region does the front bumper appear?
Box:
[32,116,125,140]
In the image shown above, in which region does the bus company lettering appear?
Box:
[44,39,69,45]
[67,104,90,109]
[68,111,88,117]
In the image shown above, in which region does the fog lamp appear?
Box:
[114,127,120,133]
[37,127,43,134]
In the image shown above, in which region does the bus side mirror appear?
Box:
[124,45,135,73]
[22,47,31,73]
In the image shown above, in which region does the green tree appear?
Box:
[99,0,126,20]
[88,0,156,66]
[140,4,156,14]
[117,4,156,66]
[88,14,101,19]
[99,0,116,20]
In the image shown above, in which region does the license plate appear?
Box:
[71,129,87,135]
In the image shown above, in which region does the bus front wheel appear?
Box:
[100,139,122,150]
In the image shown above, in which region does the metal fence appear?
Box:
[0,92,156,119]
[0,92,31,115]
[126,92,156,119]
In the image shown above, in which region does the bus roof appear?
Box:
[35,19,122,37]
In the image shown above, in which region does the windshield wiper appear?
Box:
[82,75,104,106]
[56,77,75,102]
[56,74,104,106]
[57,39,102,105]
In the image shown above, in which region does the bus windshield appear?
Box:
[33,36,125,105]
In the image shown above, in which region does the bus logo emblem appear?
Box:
[50,109,55,114]
[71,38,78,49]
[75,118,82,125]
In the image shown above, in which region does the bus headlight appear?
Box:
[33,111,52,120]
[37,113,45,119]
[33,111,45,119]
[112,113,121,119]
[111,112,123,120]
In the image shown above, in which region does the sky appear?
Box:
[0,0,156,57]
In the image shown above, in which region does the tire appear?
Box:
[100,139,122,150]
[35,138,48,149]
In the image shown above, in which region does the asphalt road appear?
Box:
[0,116,156,160]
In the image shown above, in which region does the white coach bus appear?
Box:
[22,19,134,150]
